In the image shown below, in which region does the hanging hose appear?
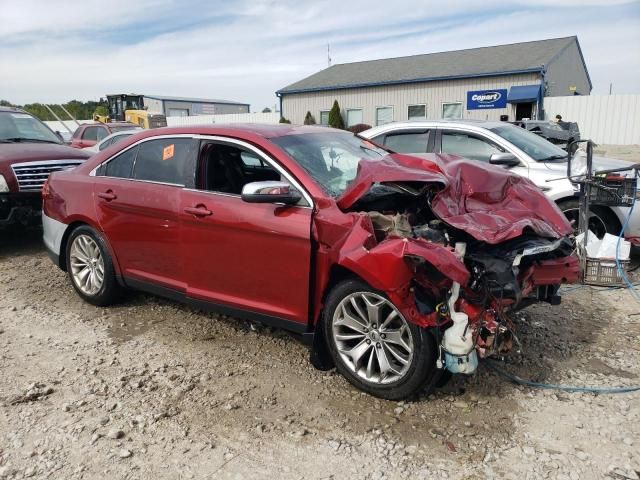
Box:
[484,360,640,394]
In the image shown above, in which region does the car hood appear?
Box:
[0,143,90,165]
[336,153,572,244]
[534,155,637,177]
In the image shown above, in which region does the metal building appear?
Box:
[141,95,250,117]
[276,36,591,126]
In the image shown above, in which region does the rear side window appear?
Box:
[132,138,197,186]
[82,127,100,141]
[99,146,138,178]
[96,128,108,141]
[378,131,429,153]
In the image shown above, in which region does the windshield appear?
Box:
[490,124,566,161]
[0,111,61,144]
[271,132,387,196]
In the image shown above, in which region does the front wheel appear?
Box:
[323,279,442,400]
[66,225,121,306]
[558,199,621,239]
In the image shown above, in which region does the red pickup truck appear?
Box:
[0,106,90,229]
[69,122,141,149]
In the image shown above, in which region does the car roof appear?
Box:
[0,106,29,114]
[362,119,516,137]
[122,123,344,140]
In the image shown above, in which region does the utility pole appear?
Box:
[609,83,613,95]
[327,44,331,67]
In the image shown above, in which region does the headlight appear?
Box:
[0,174,9,193]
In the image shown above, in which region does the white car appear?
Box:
[362,120,639,245]
[82,130,138,154]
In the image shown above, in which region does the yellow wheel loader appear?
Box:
[104,94,167,129]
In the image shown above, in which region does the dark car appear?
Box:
[69,122,141,149]
[42,124,578,399]
[512,120,580,150]
[0,107,90,229]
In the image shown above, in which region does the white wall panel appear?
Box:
[544,95,640,144]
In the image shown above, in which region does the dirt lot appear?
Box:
[1,230,639,480]
[596,144,640,162]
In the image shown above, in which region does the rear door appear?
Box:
[180,138,312,324]
[93,136,198,290]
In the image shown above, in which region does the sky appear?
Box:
[1,0,639,111]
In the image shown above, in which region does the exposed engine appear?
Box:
[348,182,579,373]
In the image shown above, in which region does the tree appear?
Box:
[279,117,291,124]
[262,107,272,113]
[0,99,14,107]
[303,111,316,125]
[94,105,109,117]
[347,123,372,134]
[328,100,345,129]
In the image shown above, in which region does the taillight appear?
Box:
[42,178,51,199]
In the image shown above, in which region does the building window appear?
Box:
[407,104,426,121]
[319,110,330,126]
[442,102,463,119]
[375,106,393,126]
[346,109,363,127]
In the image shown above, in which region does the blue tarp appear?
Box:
[507,85,542,104]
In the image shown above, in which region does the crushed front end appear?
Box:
[321,153,580,375]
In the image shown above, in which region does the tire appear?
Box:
[558,199,621,239]
[323,279,442,400]
[65,225,121,306]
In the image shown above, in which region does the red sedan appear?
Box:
[43,124,578,399]
[69,122,141,149]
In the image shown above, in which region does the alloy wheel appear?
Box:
[562,207,608,238]
[332,292,414,385]
[69,234,104,296]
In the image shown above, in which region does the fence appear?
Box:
[43,112,281,133]
[44,120,93,133]
[543,95,640,145]
[166,112,280,126]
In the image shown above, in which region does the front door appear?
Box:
[180,139,312,324]
[93,137,198,290]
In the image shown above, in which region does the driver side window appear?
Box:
[440,131,504,162]
[198,142,281,195]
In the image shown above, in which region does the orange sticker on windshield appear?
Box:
[162,144,175,161]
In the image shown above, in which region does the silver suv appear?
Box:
[362,120,638,244]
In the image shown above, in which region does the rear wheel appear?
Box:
[323,279,442,400]
[558,199,621,239]
[66,225,121,306]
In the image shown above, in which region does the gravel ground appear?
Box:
[595,145,640,162]
[1,229,639,480]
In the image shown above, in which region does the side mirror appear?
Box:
[489,152,520,167]
[241,181,301,205]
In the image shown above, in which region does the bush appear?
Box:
[279,117,291,124]
[303,111,316,125]
[347,123,372,134]
[328,100,345,129]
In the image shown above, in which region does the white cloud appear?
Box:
[0,0,638,110]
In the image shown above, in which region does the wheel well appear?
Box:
[58,221,88,271]
[556,197,622,233]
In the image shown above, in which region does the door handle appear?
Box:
[97,190,117,201]
[184,205,212,217]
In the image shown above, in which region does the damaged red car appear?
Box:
[43,125,579,399]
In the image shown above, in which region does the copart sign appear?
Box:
[466,89,508,110]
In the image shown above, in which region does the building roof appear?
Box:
[278,36,589,95]
[144,94,250,106]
